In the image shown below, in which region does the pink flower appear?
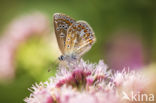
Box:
[24,60,120,103]
[25,83,54,103]
[25,59,152,103]
[55,59,110,89]
[0,38,15,80]
[0,12,49,80]
[112,70,150,100]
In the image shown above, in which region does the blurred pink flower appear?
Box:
[105,31,145,71]
[0,13,49,80]
[112,70,150,100]
[0,38,15,80]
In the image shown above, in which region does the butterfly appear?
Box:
[53,13,96,64]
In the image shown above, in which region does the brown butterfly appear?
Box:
[53,13,96,63]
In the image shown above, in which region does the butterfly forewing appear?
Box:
[53,13,76,54]
[64,21,96,57]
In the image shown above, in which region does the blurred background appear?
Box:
[0,0,156,102]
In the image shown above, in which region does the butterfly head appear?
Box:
[58,54,77,62]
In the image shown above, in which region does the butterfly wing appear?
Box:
[53,13,76,54]
[64,21,96,58]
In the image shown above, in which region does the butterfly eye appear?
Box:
[58,55,65,61]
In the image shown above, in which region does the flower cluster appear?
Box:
[25,59,150,103]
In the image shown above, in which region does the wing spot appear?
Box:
[56,27,60,31]
[63,16,66,19]
[86,28,89,31]
[82,38,85,41]
[89,35,93,39]
[89,39,93,44]
[60,32,65,37]
[67,38,70,41]
[67,45,70,48]
[70,20,74,24]
[73,26,76,29]
[59,24,62,28]
[66,18,70,21]
[84,29,87,33]
[64,27,68,30]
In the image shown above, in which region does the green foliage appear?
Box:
[16,37,57,80]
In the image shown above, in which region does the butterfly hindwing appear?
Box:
[53,13,76,54]
[64,21,96,57]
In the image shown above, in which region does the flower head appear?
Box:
[25,59,151,103]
